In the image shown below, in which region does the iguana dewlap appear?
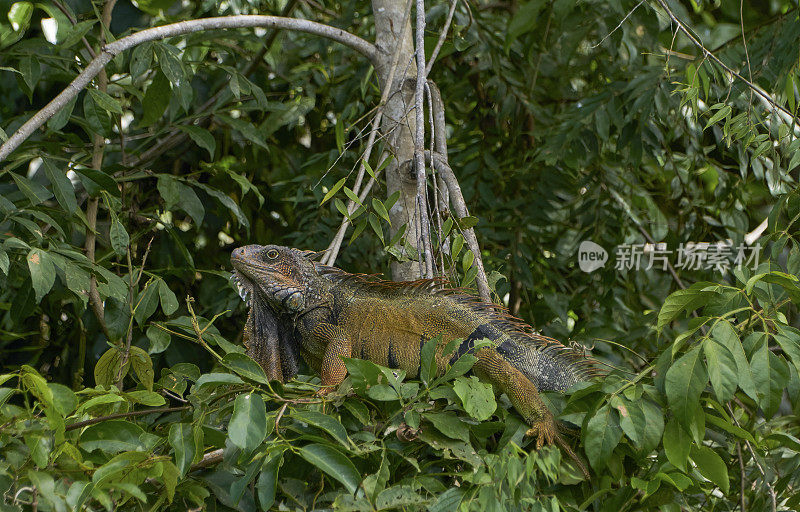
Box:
[230,244,596,457]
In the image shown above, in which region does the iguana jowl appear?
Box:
[231,244,597,453]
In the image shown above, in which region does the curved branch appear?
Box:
[0,15,377,162]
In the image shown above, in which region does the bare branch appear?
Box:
[0,15,378,162]
[413,0,434,278]
[414,149,491,301]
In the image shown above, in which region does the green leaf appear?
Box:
[704,105,731,129]
[161,460,179,503]
[453,376,496,421]
[657,285,716,330]
[169,423,195,477]
[419,337,439,386]
[126,390,165,406]
[88,88,123,115]
[703,339,738,402]
[343,357,382,393]
[130,42,153,79]
[177,125,216,159]
[372,198,391,224]
[774,326,800,374]
[48,383,77,416]
[584,404,623,470]
[41,158,77,214]
[750,341,790,417]
[158,279,178,316]
[60,19,96,49]
[217,114,269,150]
[612,396,664,454]
[8,2,33,32]
[109,213,129,256]
[129,346,155,391]
[425,411,470,443]
[665,347,707,430]
[711,321,757,400]
[193,372,244,391]
[375,486,427,509]
[290,410,350,448]
[141,69,171,126]
[47,95,78,130]
[228,393,267,452]
[83,89,110,135]
[196,183,249,228]
[662,418,691,471]
[0,248,8,275]
[155,43,185,86]
[73,168,119,197]
[221,353,269,384]
[506,0,546,46]
[11,172,52,205]
[79,420,150,453]
[690,445,729,493]
[134,280,160,326]
[322,177,347,205]
[27,248,56,302]
[298,444,361,494]
[94,348,128,388]
[257,452,283,510]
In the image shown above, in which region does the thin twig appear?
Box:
[85,1,117,345]
[590,0,645,49]
[65,406,190,431]
[736,441,747,511]
[727,403,776,512]
[424,0,459,76]
[50,0,97,58]
[190,448,224,471]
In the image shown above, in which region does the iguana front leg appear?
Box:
[471,348,558,447]
[311,323,351,395]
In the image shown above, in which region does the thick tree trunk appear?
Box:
[371,0,423,281]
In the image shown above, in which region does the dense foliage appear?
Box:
[1,0,799,509]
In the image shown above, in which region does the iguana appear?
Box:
[231,244,597,475]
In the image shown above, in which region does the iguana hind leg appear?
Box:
[472,347,590,479]
[472,348,559,448]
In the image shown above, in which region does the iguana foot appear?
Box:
[524,418,558,449]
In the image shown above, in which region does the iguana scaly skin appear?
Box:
[231,244,597,469]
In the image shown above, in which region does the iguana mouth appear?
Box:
[231,270,254,305]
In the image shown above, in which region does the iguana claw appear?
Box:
[525,419,559,449]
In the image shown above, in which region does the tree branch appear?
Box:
[410,147,491,301]
[64,406,189,431]
[0,15,378,162]
[413,0,434,278]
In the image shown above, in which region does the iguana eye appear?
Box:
[266,249,279,259]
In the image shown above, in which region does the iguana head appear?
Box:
[230,244,323,313]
